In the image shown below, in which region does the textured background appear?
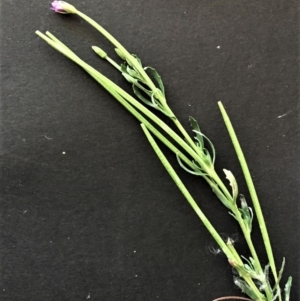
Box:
[0,0,299,300]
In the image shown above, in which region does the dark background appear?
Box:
[1,0,299,300]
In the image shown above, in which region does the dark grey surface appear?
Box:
[1,0,299,300]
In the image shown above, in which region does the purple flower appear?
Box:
[51,1,77,14]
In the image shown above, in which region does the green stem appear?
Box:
[211,168,272,300]
[76,9,213,157]
[141,124,264,301]
[227,239,244,265]
[76,10,157,91]
[37,31,234,209]
[172,118,205,158]
[36,31,268,300]
[141,123,231,256]
[218,101,280,301]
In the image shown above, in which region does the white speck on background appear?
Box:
[278,112,290,118]
[62,151,66,155]
[133,250,136,253]
[217,45,220,49]
[87,293,91,299]
[23,210,28,214]
[135,275,138,277]
[44,135,53,140]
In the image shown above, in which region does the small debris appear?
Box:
[277,108,297,118]
[216,46,220,49]
[62,151,66,155]
[44,135,53,140]
[87,293,91,299]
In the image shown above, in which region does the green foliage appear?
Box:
[36,5,293,300]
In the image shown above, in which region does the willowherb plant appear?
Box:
[35,2,293,300]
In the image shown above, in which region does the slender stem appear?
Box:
[94,78,196,171]
[141,124,264,301]
[37,31,233,210]
[41,31,206,165]
[218,101,280,301]
[106,56,121,71]
[76,10,157,91]
[227,240,243,265]
[172,118,205,157]
[37,31,266,300]
[233,206,262,271]
[36,31,197,170]
[76,9,216,158]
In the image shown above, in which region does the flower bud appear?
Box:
[51,1,77,14]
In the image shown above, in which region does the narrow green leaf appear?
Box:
[176,153,206,176]
[234,278,261,301]
[126,65,139,78]
[193,130,216,164]
[189,116,204,148]
[126,65,144,81]
[144,66,165,96]
[132,85,156,107]
[241,256,255,271]
[272,258,285,292]
[122,73,138,84]
[229,212,238,220]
